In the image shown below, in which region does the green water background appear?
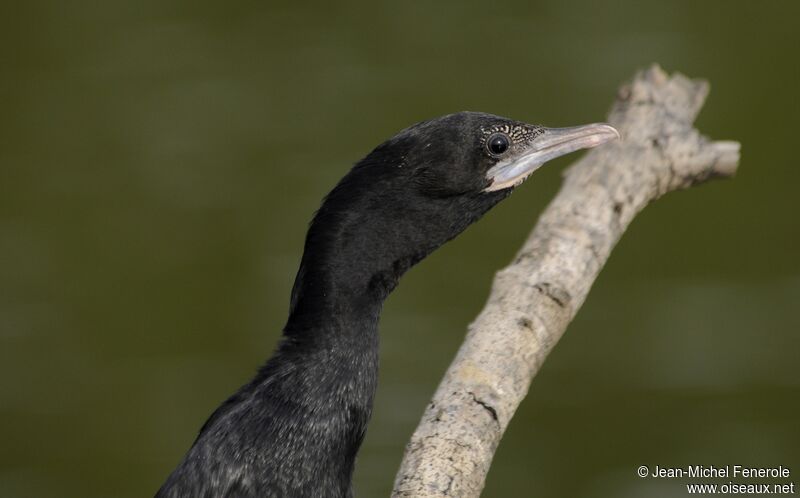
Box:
[1,1,798,496]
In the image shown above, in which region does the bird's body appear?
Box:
[156,112,618,497]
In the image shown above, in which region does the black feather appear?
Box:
[156,112,533,498]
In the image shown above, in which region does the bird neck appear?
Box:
[283,264,385,363]
[284,211,425,336]
[278,218,408,400]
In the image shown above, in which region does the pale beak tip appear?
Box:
[599,123,621,142]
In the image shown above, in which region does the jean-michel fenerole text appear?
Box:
[651,465,791,479]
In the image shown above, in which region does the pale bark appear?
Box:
[391,65,740,498]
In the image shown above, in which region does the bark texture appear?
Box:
[391,65,740,498]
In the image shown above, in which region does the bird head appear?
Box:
[317,112,619,243]
[291,112,618,312]
[391,111,619,196]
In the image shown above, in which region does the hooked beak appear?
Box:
[484,123,620,192]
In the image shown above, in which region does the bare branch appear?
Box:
[391,65,740,498]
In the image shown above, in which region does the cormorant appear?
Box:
[156,112,618,498]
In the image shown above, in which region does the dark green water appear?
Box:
[1,1,798,496]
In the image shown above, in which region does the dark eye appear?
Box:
[487,133,510,155]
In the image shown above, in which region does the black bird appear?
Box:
[156,112,618,498]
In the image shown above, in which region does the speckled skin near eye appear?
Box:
[479,121,545,158]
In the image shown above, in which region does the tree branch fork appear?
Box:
[391,64,740,498]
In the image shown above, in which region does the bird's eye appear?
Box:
[487,133,510,155]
